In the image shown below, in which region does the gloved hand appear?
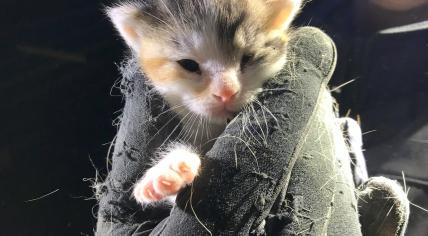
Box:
[95,27,409,236]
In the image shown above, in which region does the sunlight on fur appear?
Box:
[107,0,303,204]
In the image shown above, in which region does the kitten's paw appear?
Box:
[133,147,201,204]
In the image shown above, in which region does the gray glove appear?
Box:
[95,27,409,236]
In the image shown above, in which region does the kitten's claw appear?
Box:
[133,148,201,204]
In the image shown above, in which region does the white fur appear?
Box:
[107,4,144,52]
[338,118,369,185]
[108,0,304,205]
[133,144,201,204]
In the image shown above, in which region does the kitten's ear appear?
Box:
[106,4,144,52]
[265,0,302,33]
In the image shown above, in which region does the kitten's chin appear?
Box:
[209,109,236,123]
[194,107,238,125]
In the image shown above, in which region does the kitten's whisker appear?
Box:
[245,105,261,144]
[175,115,189,140]
[152,94,207,124]
[204,117,209,141]
[242,107,263,146]
[143,11,176,33]
[249,103,267,143]
[181,113,198,143]
[159,111,191,148]
[182,113,198,144]
[192,115,200,145]
[147,111,181,145]
[260,103,269,140]
[253,102,269,143]
[207,117,212,139]
[188,114,201,144]
[201,116,210,144]
[199,116,205,144]
[153,103,187,119]
[240,106,251,132]
[174,3,189,34]
[240,105,250,139]
[254,99,279,126]
[159,0,186,35]
[260,88,294,92]
[253,101,273,133]
[195,115,204,145]
[177,113,195,142]
[223,111,241,131]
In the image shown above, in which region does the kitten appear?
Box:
[107,0,302,204]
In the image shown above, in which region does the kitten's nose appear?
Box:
[212,89,239,103]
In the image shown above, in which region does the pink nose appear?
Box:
[212,89,239,103]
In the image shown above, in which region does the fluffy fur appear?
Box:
[108,0,302,204]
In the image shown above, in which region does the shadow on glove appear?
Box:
[95,27,410,236]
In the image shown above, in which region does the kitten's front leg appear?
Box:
[133,145,201,204]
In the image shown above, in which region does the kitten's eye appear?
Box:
[177,59,201,74]
[240,53,254,70]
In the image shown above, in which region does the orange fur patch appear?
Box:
[140,57,180,83]
[123,25,138,42]
[269,7,293,30]
[265,0,295,32]
[138,37,186,85]
[137,38,212,98]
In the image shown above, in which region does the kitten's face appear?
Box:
[108,0,302,124]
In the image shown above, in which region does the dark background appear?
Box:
[1,1,124,235]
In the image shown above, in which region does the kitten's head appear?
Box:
[108,0,302,123]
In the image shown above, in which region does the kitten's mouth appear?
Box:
[209,107,237,120]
